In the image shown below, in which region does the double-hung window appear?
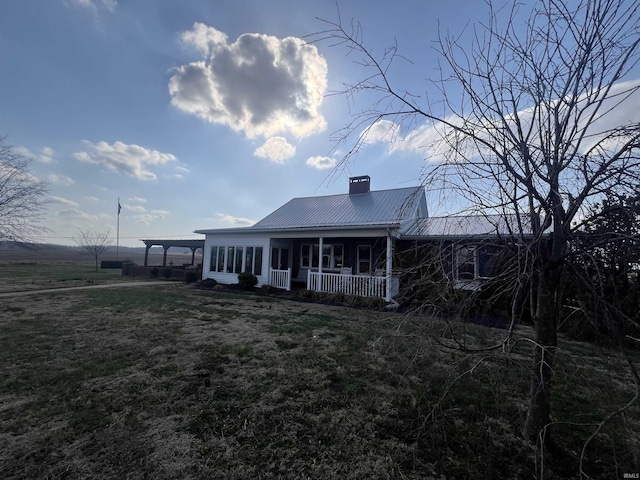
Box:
[455,246,477,280]
[357,245,372,274]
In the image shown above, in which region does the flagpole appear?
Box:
[116,197,120,260]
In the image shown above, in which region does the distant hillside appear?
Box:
[0,242,196,254]
[0,242,203,265]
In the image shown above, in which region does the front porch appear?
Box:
[266,233,398,301]
[268,267,393,299]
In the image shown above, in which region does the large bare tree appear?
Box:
[0,138,48,242]
[315,0,640,452]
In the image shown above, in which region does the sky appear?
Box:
[1,0,639,247]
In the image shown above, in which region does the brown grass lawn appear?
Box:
[0,264,639,479]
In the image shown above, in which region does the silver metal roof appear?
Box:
[400,214,533,238]
[252,186,424,229]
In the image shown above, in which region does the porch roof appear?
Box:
[400,214,534,239]
[194,222,403,236]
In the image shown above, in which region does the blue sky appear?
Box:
[2,0,638,247]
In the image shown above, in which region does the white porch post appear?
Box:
[385,232,393,302]
[317,236,323,291]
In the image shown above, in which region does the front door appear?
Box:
[271,247,289,270]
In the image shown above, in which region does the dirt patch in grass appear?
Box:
[0,284,638,479]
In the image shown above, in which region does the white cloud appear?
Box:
[254,136,296,163]
[123,204,146,212]
[74,140,177,181]
[48,196,79,207]
[306,156,336,170]
[169,23,328,139]
[128,196,147,203]
[372,79,640,164]
[56,208,105,223]
[85,196,99,202]
[15,145,55,164]
[48,173,75,186]
[130,210,170,225]
[216,213,254,226]
[360,120,401,147]
[63,0,117,13]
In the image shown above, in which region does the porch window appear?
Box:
[245,247,254,274]
[235,247,244,273]
[217,246,225,272]
[301,244,311,268]
[455,246,476,280]
[226,247,235,273]
[357,245,372,274]
[209,246,218,271]
[209,245,263,275]
[302,243,344,270]
[254,247,263,275]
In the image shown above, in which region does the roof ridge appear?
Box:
[287,185,420,202]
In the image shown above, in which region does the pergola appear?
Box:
[141,239,205,267]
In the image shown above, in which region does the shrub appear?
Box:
[150,267,159,278]
[163,267,173,279]
[259,284,277,294]
[238,271,258,290]
[201,278,217,289]
[185,270,199,284]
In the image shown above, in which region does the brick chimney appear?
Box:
[349,175,370,195]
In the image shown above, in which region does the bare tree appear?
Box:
[314,0,640,455]
[75,229,112,271]
[0,137,48,242]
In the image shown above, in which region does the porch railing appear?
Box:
[270,268,291,291]
[307,271,386,298]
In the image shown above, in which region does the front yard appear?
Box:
[1,282,638,479]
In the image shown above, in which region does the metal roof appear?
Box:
[251,186,424,229]
[400,214,534,238]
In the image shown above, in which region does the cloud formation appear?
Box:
[254,137,296,163]
[63,0,117,13]
[306,156,336,170]
[15,145,55,164]
[132,210,170,225]
[169,23,328,139]
[48,196,79,207]
[48,173,75,186]
[216,213,254,226]
[74,141,177,180]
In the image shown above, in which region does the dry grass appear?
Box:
[0,263,639,478]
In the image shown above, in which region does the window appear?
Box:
[301,244,311,268]
[210,246,218,271]
[217,246,225,272]
[254,247,263,275]
[235,247,243,273]
[357,245,372,274]
[226,247,235,273]
[333,244,343,268]
[301,243,344,270]
[245,247,253,274]
[455,246,476,280]
[209,245,262,275]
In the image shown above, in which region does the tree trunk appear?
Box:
[523,267,561,443]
